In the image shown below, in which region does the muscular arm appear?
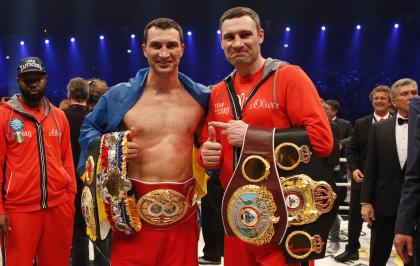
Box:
[282,66,333,157]
[78,96,112,174]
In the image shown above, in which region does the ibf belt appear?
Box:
[222,125,288,245]
[131,177,197,230]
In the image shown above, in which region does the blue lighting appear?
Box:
[130,34,136,39]
[217,30,221,35]
[20,41,25,46]
[283,44,289,48]
[321,26,326,31]
[187,31,192,36]
[44,39,50,44]
[356,25,361,30]
[394,23,399,29]
[99,35,104,40]
[70,37,75,42]
[285,27,290,32]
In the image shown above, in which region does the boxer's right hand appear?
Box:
[201,126,222,167]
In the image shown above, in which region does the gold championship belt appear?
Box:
[131,177,197,229]
[222,125,288,246]
[96,131,141,234]
[137,189,188,226]
[274,128,339,263]
[281,174,336,226]
[81,138,111,241]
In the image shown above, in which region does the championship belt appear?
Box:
[96,131,142,234]
[131,177,198,230]
[81,137,111,241]
[274,128,339,263]
[222,125,288,245]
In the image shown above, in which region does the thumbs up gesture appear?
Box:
[126,127,140,160]
[201,125,222,167]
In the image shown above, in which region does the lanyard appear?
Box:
[224,70,275,166]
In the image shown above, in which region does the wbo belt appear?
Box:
[131,177,197,230]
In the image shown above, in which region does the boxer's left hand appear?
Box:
[209,120,247,148]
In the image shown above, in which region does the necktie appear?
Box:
[398,117,408,125]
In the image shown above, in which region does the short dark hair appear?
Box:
[325,99,340,112]
[67,77,89,102]
[220,7,261,31]
[144,18,184,44]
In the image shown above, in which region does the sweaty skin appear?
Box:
[123,83,204,182]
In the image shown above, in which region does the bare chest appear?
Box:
[123,89,204,136]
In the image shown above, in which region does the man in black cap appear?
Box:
[0,57,76,266]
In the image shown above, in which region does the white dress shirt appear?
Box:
[395,113,408,169]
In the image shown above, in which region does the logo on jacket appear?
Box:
[9,118,24,143]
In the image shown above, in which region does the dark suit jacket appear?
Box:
[347,114,373,173]
[361,116,406,216]
[395,96,420,235]
[334,117,353,177]
[335,117,353,145]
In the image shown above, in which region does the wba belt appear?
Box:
[274,128,338,263]
[222,125,288,245]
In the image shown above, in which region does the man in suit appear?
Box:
[361,78,418,265]
[334,85,392,262]
[63,77,90,266]
[394,94,420,265]
[324,99,353,253]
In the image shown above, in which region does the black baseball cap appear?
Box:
[17,57,47,76]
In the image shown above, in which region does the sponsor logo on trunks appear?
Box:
[214,102,230,115]
[249,98,279,110]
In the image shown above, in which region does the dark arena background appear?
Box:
[0,0,419,122]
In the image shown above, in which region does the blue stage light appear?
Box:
[5,56,10,60]
[44,39,50,44]
[285,27,290,32]
[20,41,25,46]
[217,30,221,35]
[283,44,289,48]
[131,34,136,39]
[70,37,75,42]
[394,23,399,29]
[127,49,132,54]
[321,26,326,31]
[187,31,192,36]
[99,35,104,40]
[356,25,361,30]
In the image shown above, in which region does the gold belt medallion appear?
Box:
[227,185,280,245]
[137,189,188,226]
[281,174,336,226]
[81,186,97,239]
